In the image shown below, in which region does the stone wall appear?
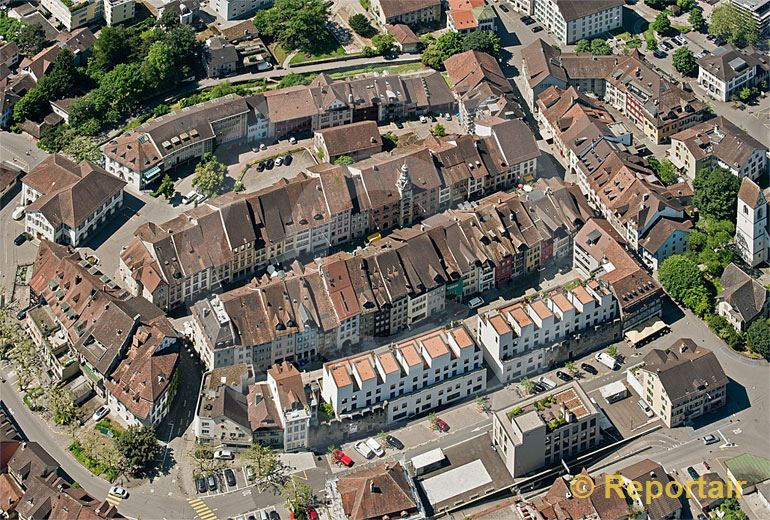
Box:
[544,318,623,368]
[308,408,390,451]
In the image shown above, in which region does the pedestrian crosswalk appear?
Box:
[188,498,218,520]
[105,494,123,507]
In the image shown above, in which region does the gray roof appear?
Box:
[555,0,624,21]
[720,263,768,323]
[642,340,728,403]
[698,45,769,82]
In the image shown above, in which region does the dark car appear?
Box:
[556,371,572,382]
[581,363,598,375]
[283,154,293,166]
[435,418,450,432]
[532,25,543,32]
[269,512,281,520]
[14,233,26,246]
[224,468,236,487]
[687,466,699,480]
[266,158,275,170]
[257,161,266,172]
[394,121,404,129]
[499,3,509,11]
[521,16,534,25]
[653,49,667,59]
[196,477,207,493]
[530,382,545,393]
[207,474,217,491]
[247,516,257,520]
[386,435,404,450]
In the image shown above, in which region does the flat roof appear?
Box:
[599,380,628,398]
[420,459,492,507]
[411,448,446,470]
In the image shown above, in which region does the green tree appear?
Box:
[192,152,226,198]
[606,345,619,358]
[646,33,658,51]
[590,39,612,55]
[16,23,46,57]
[158,3,182,29]
[576,39,591,52]
[88,26,136,78]
[709,3,758,47]
[99,62,146,114]
[166,25,199,73]
[0,14,23,42]
[688,8,706,32]
[142,40,175,89]
[520,377,535,394]
[278,72,311,89]
[348,13,373,36]
[644,0,669,9]
[63,135,101,163]
[243,443,279,478]
[115,425,160,471]
[746,319,770,359]
[682,283,713,317]
[431,123,446,137]
[47,386,78,425]
[564,361,578,377]
[282,476,314,518]
[676,0,694,10]
[672,46,697,75]
[333,155,354,165]
[653,158,678,184]
[652,11,671,34]
[38,49,79,101]
[461,31,501,56]
[13,87,49,122]
[254,0,331,51]
[421,31,464,69]
[693,167,741,221]
[371,33,396,55]
[658,255,704,302]
[738,86,753,101]
[152,174,176,200]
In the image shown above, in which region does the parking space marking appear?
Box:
[188,498,218,520]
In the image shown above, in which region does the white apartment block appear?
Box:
[267,363,311,452]
[697,46,770,102]
[492,381,601,477]
[533,0,623,45]
[736,177,770,267]
[476,283,617,383]
[730,0,770,36]
[214,0,271,20]
[322,326,486,423]
[42,0,103,30]
[104,0,134,25]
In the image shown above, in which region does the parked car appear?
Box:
[288,137,297,145]
[245,466,255,481]
[653,49,667,59]
[366,437,385,457]
[521,15,534,25]
[595,352,619,370]
[687,466,699,480]
[214,449,234,460]
[307,507,319,520]
[538,376,557,390]
[194,193,208,205]
[257,162,266,172]
[702,434,719,445]
[12,206,25,221]
[183,190,198,204]
[532,25,543,32]
[334,450,353,467]
[196,476,207,493]
[673,35,686,46]
[265,158,275,170]
[434,417,450,432]
[207,474,218,491]
[108,486,129,499]
[394,121,404,129]
[637,399,654,418]
[419,115,428,123]
[275,156,284,167]
[224,468,236,486]
[355,441,375,459]
[386,435,404,450]
[556,371,572,382]
[468,296,485,309]
[444,113,452,120]
[259,143,267,151]
[531,382,546,393]
[269,512,280,520]
[92,406,110,422]
[695,49,710,59]
[499,3,509,11]
[283,154,293,166]
[660,41,673,51]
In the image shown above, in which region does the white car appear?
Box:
[108,486,129,499]
[183,190,198,204]
[214,449,234,460]
[419,115,427,123]
[354,441,375,459]
[275,156,284,166]
[92,405,110,422]
[445,113,452,120]
[468,297,485,309]
[288,137,297,145]
[366,438,385,457]
[194,193,209,205]
[637,399,654,418]
[12,206,25,221]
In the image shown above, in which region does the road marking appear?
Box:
[105,494,122,507]
[188,498,218,520]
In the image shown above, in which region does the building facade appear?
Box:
[532,0,623,44]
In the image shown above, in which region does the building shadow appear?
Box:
[623,8,649,35]
[689,378,750,430]
[81,192,146,250]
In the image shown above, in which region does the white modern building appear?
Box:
[41,0,103,30]
[492,381,601,477]
[730,0,770,36]
[532,0,624,45]
[213,0,271,20]
[736,177,770,267]
[104,0,135,25]
[322,326,486,423]
[476,282,617,383]
[697,45,770,102]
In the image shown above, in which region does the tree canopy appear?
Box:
[461,31,501,56]
[746,319,770,359]
[16,23,46,57]
[371,33,396,55]
[115,425,160,471]
[651,11,671,34]
[688,8,705,32]
[254,0,331,51]
[590,39,612,56]
[192,153,226,198]
[576,39,590,52]
[693,167,741,221]
[348,13,374,36]
[672,46,697,75]
[709,3,758,47]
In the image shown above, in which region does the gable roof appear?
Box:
[720,263,768,323]
[336,462,418,520]
[642,340,728,403]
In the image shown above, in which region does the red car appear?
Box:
[307,507,319,520]
[435,418,450,432]
[334,450,353,467]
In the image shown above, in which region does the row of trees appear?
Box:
[254,0,331,53]
[421,31,501,70]
[575,39,612,56]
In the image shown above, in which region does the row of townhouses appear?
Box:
[118,118,543,311]
[194,361,314,451]
[188,177,592,371]
[26,241,180,428]
[522,42,705,144]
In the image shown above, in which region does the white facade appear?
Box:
[533,0,622,44]
[698,61,758,102]
[214,0,271,20]
[322,326,485,423]
[41,0,103,30]
[736,178,769,267]
[476,284,617,383]
[104,0,135,25]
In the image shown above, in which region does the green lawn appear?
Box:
[329,63,426,79]
[271,43,290,66]
[289,32,348,65]
[672,24,691,34]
